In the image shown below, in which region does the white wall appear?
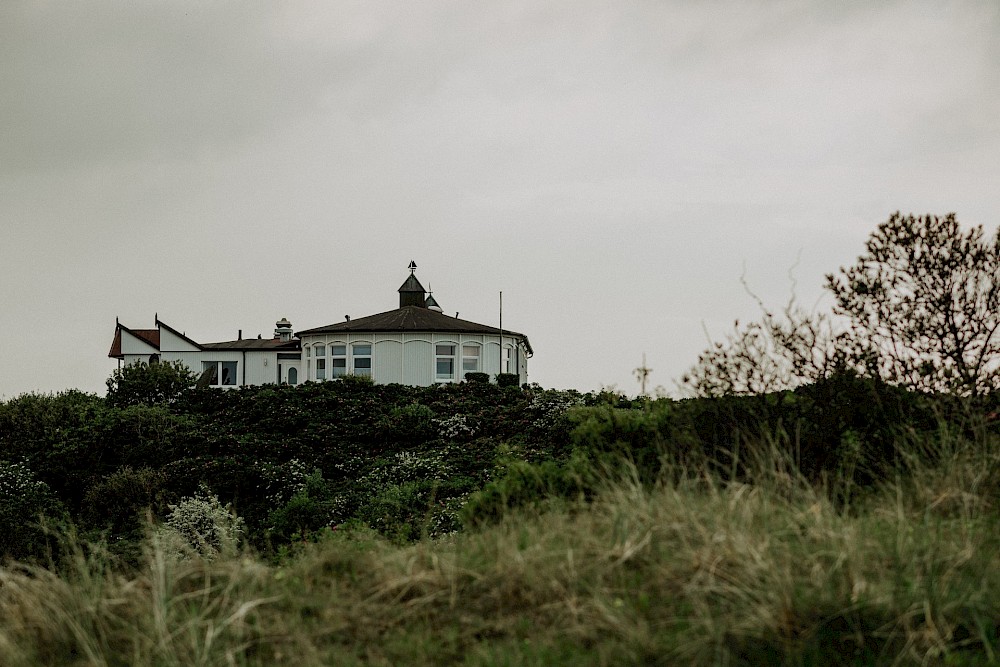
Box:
[299,331,528,386]
[120,331,158,356]
[158,326,200,352]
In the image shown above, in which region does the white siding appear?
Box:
[244,352,276,386]
[120,331,158,356]
[374,336,402,384]
[158,327,200,352]
[296,330,529,387]
[483,340,502,378]
[402,337,433,386]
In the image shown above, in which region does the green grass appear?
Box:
[0,427,998,666]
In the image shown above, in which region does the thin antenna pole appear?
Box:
[499,291,503,376]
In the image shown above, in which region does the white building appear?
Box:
[109,265,532,388]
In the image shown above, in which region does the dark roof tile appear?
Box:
[296,306,532,354]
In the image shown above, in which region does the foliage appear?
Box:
[828,212,1000,395]
[461,451,596,527]
[157,486,245,560]
[682,295,847,397]
[687,212,1000,398]
[106,360,196,408]
[82,465,169,535]
[0,460,66,562]
[496,373,520,388]
[266,471,337,543]
[0,423,998,666]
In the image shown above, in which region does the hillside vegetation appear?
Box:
[0,372,998,665]
[1,212,999,664]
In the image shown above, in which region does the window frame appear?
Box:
[352,343,372,377]
[461,344,481,375]
[202,360,239,387]
[435,343,457,381]
[331,344,347,378]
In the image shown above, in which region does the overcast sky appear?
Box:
[2,1,999,399]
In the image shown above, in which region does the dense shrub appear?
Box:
[0,460,67,562]
[496,373,520,388]
[266,471,337,543]
[82,465,170,535]
[106,360,195,408]
[461,452,596,527]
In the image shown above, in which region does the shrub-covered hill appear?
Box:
[0,368,992,561]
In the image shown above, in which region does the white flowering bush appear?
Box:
[359,450,452,488]
[528,389,585,430]
[257,458,311,507]
[156,486,245,561]
[0,460,64,561]
[434,414,475,439]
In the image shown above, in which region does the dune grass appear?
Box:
[0,425,998,666]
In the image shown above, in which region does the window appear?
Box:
[462,345,480,374]
[352,344,372,377]
[315,358,326,380]
[435,344,456,380]
[287,367,298,385]
[331,345,347,378]
[503,347,513,374]
[202,361,238,386]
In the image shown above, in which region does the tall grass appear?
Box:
[0,425,997,666]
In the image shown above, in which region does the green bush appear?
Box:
[496,373,520,388]
[464,372,489,384]
[106,360,196,408]
[266,471,336,543]
[357,480,442,541]
[82,466,169,535]
[461,451,596,527]
[0,460,67,562]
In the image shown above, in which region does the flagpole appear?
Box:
[499,290,503,376]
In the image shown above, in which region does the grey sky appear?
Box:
[2,1,999,398]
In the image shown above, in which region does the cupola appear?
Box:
[425,285,442,312]
[274,317,293,341]
[398,260,427,308]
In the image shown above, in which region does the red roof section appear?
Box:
[108,326,160,358]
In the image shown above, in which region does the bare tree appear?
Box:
[681,290,846,397]
[827,213,1000,396]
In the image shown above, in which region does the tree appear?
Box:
[827,213,1000,396]
[682,293,847,397]
[106,360,196,408]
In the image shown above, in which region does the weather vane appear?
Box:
[408,260,417,274]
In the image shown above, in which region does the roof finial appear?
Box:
[408,259,417,274]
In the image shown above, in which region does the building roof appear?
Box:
[110,321,301,357]
[108,326,160,358]
[296,305,533,354]
[398,273,426,294]
[201,338,301,351]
